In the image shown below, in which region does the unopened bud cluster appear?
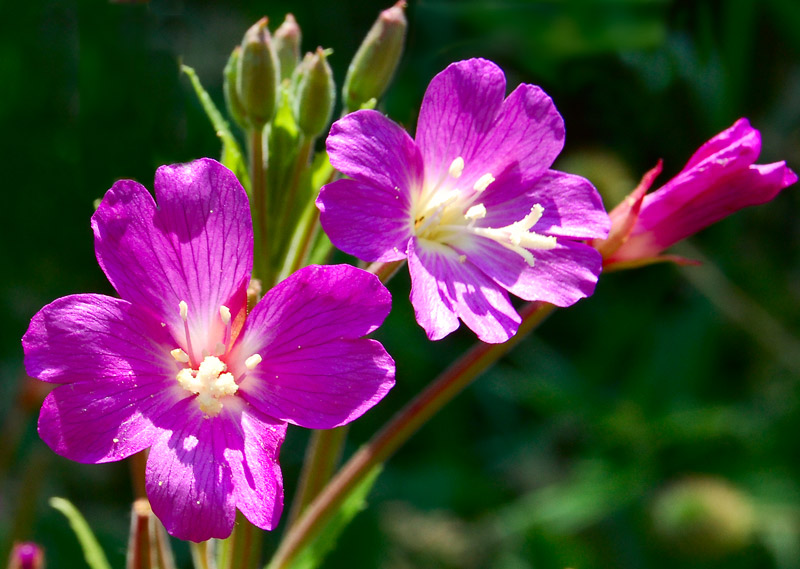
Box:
[223,4,407,136]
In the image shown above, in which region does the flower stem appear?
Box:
[249,126,271,286]
[268,301,555,569]
[286,426,349,527]
[366,259,406,284]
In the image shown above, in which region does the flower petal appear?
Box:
[684,118,760,170]
[416,58,506,185]
[632,161,798,254]
[225,408,286,531]
[232,264,395,429]
[37,379,175,464]
[317,179,412,262]
[408,238,521,343]
[470,84,565,186]
[23,293,175,384]
[236,264,392,353]
[92,158,252,358]
[503,241,602,307]
[326,109,424,193]
[239,339,394,429]
[146,400,237,542]
[480,170,609,239]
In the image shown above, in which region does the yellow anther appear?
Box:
[179,300,188,321]
[219,305,231,325]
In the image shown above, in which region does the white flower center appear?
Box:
[171,302,261,417]
[412,157,557,266]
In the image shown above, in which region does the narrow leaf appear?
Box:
[50,497,113,569]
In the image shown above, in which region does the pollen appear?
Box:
[176,355,238,416]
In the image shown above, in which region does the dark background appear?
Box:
[2,1,800,567]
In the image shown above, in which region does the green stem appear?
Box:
[218,512,262,569]
[290,207,322,275]
[287,427,349,527]
[190,541,215,569]
[268,301,555,569]
[249,126,271,285]
[365,259,406,284]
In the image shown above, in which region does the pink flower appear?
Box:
[318,59,609,343]
[596,118,797,268]
[22,159,395,541]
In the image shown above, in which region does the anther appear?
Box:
[179,301,188,321]
[219,306,231,325]
[171,348,190,363]
[448,156,465,179]
[245,354,263,370]
[473,173,495,193]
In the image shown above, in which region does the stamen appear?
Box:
[171,348,190,363]
[245,354,263,370]
[473,173,495,193]
[465,204,487,221]
[178,300,195,366]
[448,156,465,179]
[214,342,227,357]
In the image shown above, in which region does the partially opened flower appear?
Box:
[22,158,394,542]
[317,58,609,343]
[597,118,797,268]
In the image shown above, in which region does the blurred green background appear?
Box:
[2,0,800,567]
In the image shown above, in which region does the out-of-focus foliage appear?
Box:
[2,1,799,568]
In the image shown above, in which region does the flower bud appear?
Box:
[7,542,44,569]
[342,1,407,111]
[223,47,247,130]
[293,48,335,138]
[236,17,280,128]
[274,14,301,82]
[651,477,755,558]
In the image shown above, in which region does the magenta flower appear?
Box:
[317,58,609,343]
[22,159,394,542]
[599,118,797,267]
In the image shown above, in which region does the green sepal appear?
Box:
[50,497,112,569]
[181,64,251,193]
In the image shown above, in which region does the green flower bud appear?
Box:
[274,13,301,82]
[293,47,335,138]
[223,46,247,129]
[236,17,280,128]
[651,477,755,558]
[343,1,407,112]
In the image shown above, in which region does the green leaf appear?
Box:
[269,465,382,569]
[50,497,113,569]
[180,64,251,192]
